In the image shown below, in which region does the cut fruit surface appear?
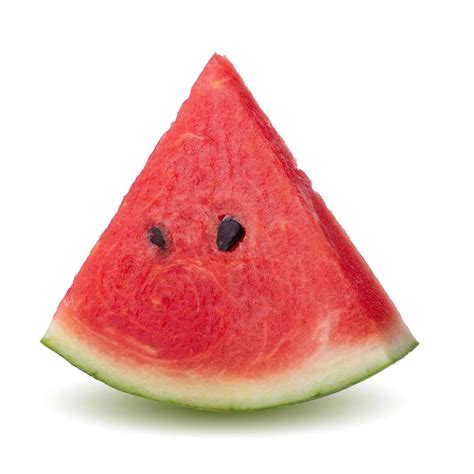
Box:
[42,54,418,410]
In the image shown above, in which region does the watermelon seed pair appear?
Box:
[147,215,245,253]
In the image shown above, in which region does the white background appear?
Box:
[1,1,473,473]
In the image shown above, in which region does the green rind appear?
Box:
[41,334,418,412]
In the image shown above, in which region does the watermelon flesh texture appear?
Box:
[42,54,417,410]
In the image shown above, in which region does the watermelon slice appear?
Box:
[42,54,417,411]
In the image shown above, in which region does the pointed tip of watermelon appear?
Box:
[210,52,225,60]
[209,52,228,62]
[200,53,239,83]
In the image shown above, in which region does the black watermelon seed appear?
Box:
[148,226,167,252]
[217,216,245,252]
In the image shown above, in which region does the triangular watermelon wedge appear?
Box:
[42,54,417,410]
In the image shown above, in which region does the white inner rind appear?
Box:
[42,317,417,410]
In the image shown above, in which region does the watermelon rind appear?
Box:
[41,318,418,411]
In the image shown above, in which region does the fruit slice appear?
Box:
[42,54,417,410]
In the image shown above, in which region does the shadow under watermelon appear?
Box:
[48,381,402,433]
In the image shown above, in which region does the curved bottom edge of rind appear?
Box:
[41,326,418,412]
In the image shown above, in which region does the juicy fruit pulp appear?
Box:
[42,54,417,410]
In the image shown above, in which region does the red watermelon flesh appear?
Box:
[42,54,417,410]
